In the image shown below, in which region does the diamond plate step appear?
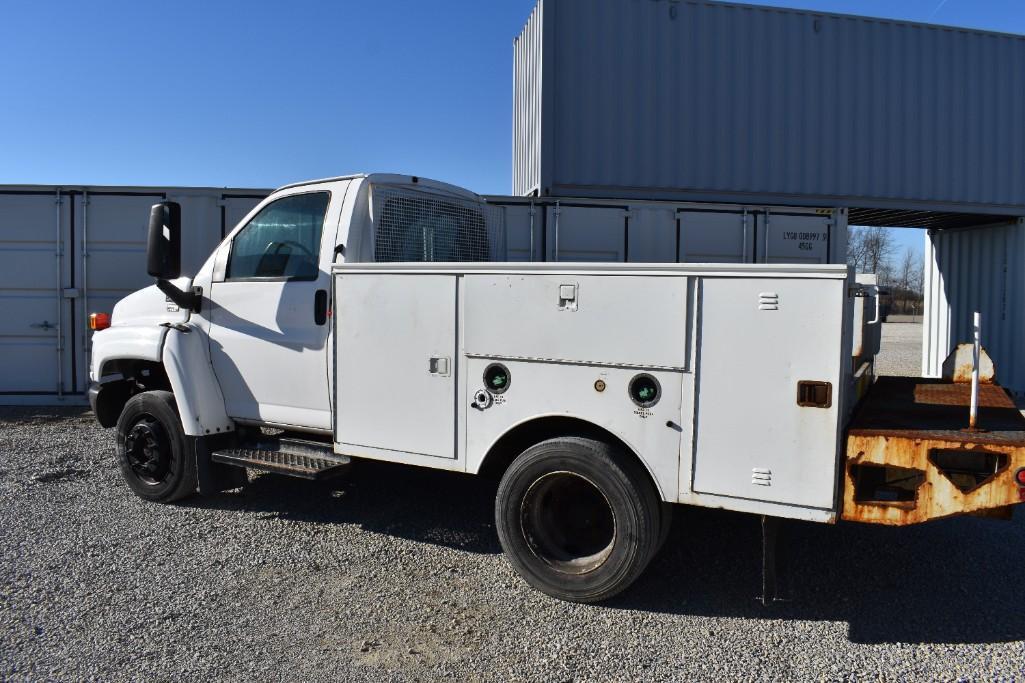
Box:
[211,440,350,480]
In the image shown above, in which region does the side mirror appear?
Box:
[147,202,182,279]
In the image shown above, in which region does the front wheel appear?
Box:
[495,437,661,603]
[115,390,197,503]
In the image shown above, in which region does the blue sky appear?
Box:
[2,0,1022,257]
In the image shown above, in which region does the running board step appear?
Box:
[211,438,350,480]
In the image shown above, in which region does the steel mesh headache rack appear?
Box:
[370,185,506,262]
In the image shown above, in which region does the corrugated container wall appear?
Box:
[513,1,544,199]
[514,0,1025,214]
[922,221,1025,397]
[0,185,269,402]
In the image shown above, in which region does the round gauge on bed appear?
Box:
[628,373,661,408]
[484,363,511,394]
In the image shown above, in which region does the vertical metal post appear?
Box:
[760,514,780,606]
[969,311,981,429]
[741,209,749,263]
[81,190,90,359]
[54,189,64,397]
[763,209,771,263]
[528,202,535,262]
[553,200,561,261]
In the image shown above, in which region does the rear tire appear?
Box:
[115,390,197,503]
[495,437,661,603]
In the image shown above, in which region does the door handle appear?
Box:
[314,289,328,326]
[867,285,881,325]
[428,356,450,376]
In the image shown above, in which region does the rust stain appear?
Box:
[942,343,996,384]
[842,377,1025,526]
[913,383,1012,409]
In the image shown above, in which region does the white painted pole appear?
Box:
[969,311,981,429]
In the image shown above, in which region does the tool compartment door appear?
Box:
[334,273,457,459]
[692,277,844,509]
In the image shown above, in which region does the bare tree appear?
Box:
[847,227,868,272]
[847,226,899,282]
[897,247,916,312]
[863,227,897,276]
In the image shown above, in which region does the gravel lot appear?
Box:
[874,322,924,378]
[3,327,1024,681]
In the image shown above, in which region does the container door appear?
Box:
[335,274,458,459]
[495,204,539,262]
[759,212,832,264]
[0,192,73,395]
[75,192,165,391]
[627,207,677,263]
[692,277,844,509]
[546,206,626,262]
[678,210,750,263]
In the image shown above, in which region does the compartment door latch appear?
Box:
[558,283,578,311]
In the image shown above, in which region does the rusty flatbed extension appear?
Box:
[843,377,1025,525]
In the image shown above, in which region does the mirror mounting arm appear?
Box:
[157,279,202,314]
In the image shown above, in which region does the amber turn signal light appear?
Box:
[89,312,111,331]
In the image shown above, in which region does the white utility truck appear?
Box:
[89,174,1025,603]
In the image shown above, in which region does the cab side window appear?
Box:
[226,192,330,280]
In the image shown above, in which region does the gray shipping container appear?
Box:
[0,185,269,401]
[514,0,1025,216]
[922,220,1025,397]
[486,195,847,265]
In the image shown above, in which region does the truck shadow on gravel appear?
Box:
[191,459,1025,646]
[624,506,1025,645]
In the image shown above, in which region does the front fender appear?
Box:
[162,326,234,437]
[90,325,168,381]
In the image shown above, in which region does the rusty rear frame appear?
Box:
[843,377,1025,525]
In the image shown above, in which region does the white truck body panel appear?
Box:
[691,276,846,509]
[332,262,850,522]
[335,273,458,459]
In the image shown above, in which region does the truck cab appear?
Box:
[89,174,494,437]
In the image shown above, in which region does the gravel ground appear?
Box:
[874,322,924,378]
[3,404,1025,681]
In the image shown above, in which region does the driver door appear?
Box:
[207,185,345,430]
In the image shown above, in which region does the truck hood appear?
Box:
[111,278,192,327]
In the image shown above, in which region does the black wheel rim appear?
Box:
[123,414,172,486]
[520,471,617,575]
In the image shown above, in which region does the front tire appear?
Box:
[495,437,661,603]
[115,390,197,503]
